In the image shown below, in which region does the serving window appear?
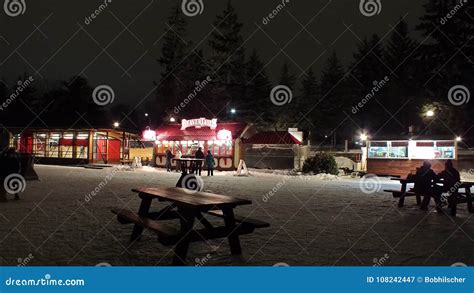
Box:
[368,140,455,160]
[368,141,408,159]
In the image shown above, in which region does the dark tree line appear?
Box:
[0,0,472,143]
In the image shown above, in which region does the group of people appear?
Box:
[165,147,215,176]
[412,159,461,211]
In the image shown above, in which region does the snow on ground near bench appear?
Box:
[0,165,473,266]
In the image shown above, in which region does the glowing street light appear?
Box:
[113,122,120,128]
[144,113,149,117]
[230,108,236,114]
[426,110,435,117]
[169,117,176,122]
[360,133,368,141]
[456,136,462,142]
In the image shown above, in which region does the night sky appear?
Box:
[0,0,425,106]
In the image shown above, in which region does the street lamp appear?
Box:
[144,113,149,117]
[170,117,176,122]
[230,108,236,114]
[426,110,435,117]
[113,122,120,128]
[456,136,462,142]
[360,133,368,141]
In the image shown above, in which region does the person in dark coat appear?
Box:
[206,150,215,176]
[435,160,461,208]
[165,150,173,172]
[194,147,205,176]
[0,148,21,201]
[415,161,440,211]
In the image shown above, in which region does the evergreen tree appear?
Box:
[242,50,272,124]
[385,19,419,134]
[416,0,474,132]
[156,5,190,121]
[349,34,389,132]
[208,0,246,116]
[318,50,348,137]
[298,68,319,136]
[278,63,296,89]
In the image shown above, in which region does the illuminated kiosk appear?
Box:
[365,138,458,177]
[149,118,251,171]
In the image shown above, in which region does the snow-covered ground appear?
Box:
[0,165,473,266]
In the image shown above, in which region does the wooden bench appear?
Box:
[447,192,473,216]
[384,189,421,207]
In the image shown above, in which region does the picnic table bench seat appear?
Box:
[205,210,270,229]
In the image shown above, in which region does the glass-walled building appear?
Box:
[8,128,135,165]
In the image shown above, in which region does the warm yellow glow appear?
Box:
[456,136,462,142]
[360,133,368,141]
[113,122,120,128]
[170,117,176,122]
[426,110,435,117]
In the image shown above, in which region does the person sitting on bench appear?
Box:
[415,161,440,211]
[435,160,461,205]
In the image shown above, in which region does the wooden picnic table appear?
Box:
[112,187,269,265]
[385,178,474,215]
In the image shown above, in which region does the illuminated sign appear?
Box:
[142,129,156,141]
[181,118,217,130]
[217,129,232,140]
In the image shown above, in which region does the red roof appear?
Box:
[244,131,302,145]
[155,122,248,141]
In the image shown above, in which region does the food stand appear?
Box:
[148,118,251,171]
[365,139,458,177]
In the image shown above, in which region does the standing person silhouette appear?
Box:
[206,150,215,176]
[194,147,205,176]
